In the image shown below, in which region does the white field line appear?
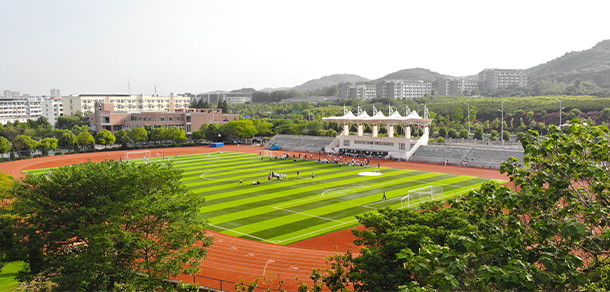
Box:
[210,224,274,243]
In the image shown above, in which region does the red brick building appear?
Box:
[90,102,239,137]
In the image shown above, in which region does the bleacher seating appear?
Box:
[264,135,335,153]
[412,145,524,169]
[410,145,471,165]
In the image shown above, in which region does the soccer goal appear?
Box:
[125,150,151,161]
[401,186,444,208]
[264,150,273,157]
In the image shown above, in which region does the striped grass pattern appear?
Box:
[26,152,502,245]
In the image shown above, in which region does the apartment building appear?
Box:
[479,69,527,92]
[90,102,239,137]
[339,85,377,100]
[0,96,44,124]
[376,80,432,99]
[438,78,480,96]
[50,88,61,98]
[62,94,192,116]
[41,97,63,126]
[195,92,253,104]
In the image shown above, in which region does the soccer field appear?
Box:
[26,151,502,245]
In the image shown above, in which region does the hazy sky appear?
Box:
[1,0,608,96]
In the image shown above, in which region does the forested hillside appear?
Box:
[291,74,369,92]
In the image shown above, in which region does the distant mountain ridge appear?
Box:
[291,74,369,92]
[213,39,610,95]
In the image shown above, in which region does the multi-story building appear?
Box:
[194,92,253,104]
[3,90,21,98]
[89,102,239,137]
[339,85,377,100]
[375,80,432,99]
[62,94,192,116]
[438,78,480,96]
[41,97,63,126]
[50,88,61,98]
[479,69,527,92]
[0,96,44,124]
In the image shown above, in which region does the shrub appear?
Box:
[474,127,484,140]
[436,137,445,143]
[448,129,458,138]
[458,129,469,139]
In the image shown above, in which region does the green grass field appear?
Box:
[26,151,502,245]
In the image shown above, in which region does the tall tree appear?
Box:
[95,129,116,148]
[10,160,213,291]
[76,132,95,150]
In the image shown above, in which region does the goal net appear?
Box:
[401,186,443,208]
[125,150,151,161]
[264,150,273,157]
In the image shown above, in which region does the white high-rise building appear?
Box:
[50,88,61,98]
[376,80,432,99]
[479,69,527,92]
[41,97,63,126]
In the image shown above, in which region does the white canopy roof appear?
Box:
[323,107,431,126]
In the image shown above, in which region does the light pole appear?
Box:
[499,99,508,144]
[217,133,221,143]
[556,99,565,126]
[463,102,470,137]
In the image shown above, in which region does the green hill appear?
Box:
[528,40,610,87]
[372,68,451,83]
[291,74,369,93]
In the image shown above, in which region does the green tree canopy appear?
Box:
[76,131,95,149]
[128,127,149,146]
[58,132,78,149]
[9,160,213,291]
[0,137,11,154]
[95,129,116,147]
[221,120,258,139]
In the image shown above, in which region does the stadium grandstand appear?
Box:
[265,104,524,169]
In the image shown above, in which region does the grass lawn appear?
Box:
[0,262,24,292]
[26,151,503,245]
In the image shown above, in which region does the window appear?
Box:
[176,116,180,121]
[169,116,173,121]
[186,116,191,122]
[344,140,350,146]
[160,116,165,121]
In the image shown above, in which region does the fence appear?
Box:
[191,274,292,292]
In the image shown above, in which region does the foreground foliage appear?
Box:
[300,120,610,291]
[7,160,213,291]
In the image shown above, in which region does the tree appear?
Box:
[458,129,468,139]
[191,130,204,141]
[447,128,458,139]
[438,127,447,138]
[0,172,16,270]
[10,160,213,291]
[58,132,78,150]
[128,128,149,147]
[502,130,511,142]
[204,123,220,141]
[0,137,10,154]
[167,126,187,143]
[12,135,38,156]
[76,131,95,150]
[95,129,116,148]
[114,130,130,147]
[151,126,168,144]
[37,138,59,155]
[473,127,484,140]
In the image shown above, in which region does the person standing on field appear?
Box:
[239,177,243,185]
[382,191,387,200]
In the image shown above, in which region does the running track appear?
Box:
[0,145,506,291]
